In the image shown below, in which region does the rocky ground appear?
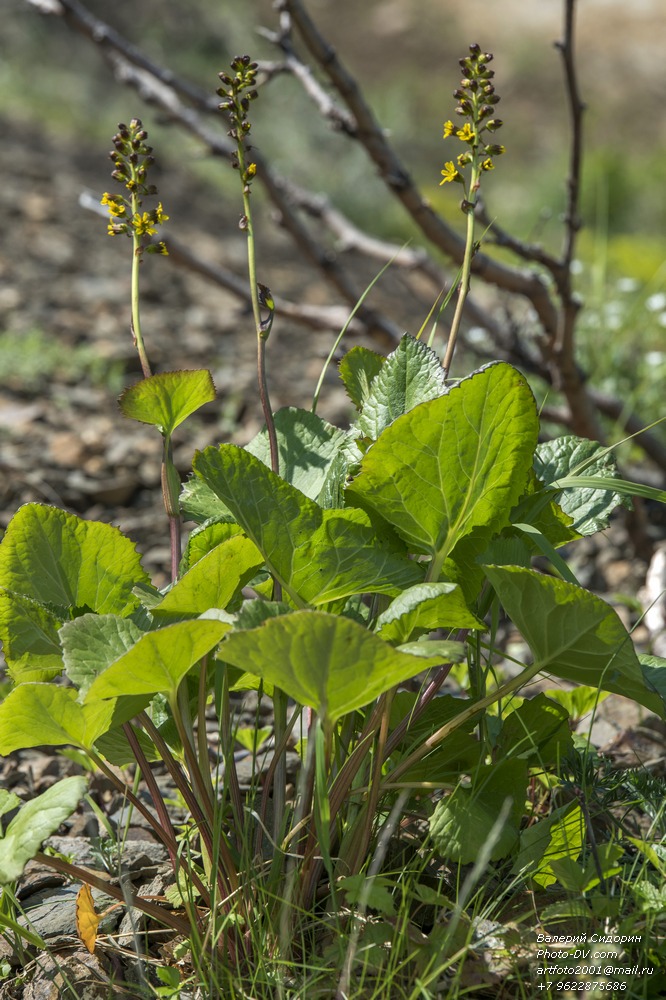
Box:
[1,114,666,997]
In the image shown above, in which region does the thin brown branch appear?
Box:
[587,389,666,472]
[475,198,564,278]
[259,13,357,134]
[548,0,603,440]
[558,0,586,284]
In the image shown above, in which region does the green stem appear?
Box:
[130,191,152,380]
[271,687,288,848]
[236,145,279,477]
[161,434,182,583]
[441,165,479,379]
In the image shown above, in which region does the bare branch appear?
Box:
[548,0,603,440]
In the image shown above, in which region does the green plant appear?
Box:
[1,48,666,1000]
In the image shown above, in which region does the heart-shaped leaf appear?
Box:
[60,614,144,698]
[0,504,148,616]
[376,582,484,643]
[347,362,538,571]
[534,436,630,535]
[219,610,446,725]
[338,346,385,411]
[152,535,263,620]
[429,759,528,863]
[356,334,446,441]
[0,590,63,682]
[119,369,215,435]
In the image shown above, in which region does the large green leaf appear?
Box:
[245,406,357,506]
[85,619,230,702]
[347,363,538,570]
[375,582,484,644]
[179,476,231,525]
[153,535,263,620]
[0,504,149,615]
[0,590,63,682]
[0,776,88,884]
[180,408,357,523]
[534,436,630,535]
[219,611,446,725]
[60,614,144,698]
[118,369,215,436]
[484,565,665,717]
[429,759,528,863]
[0,684,146,754]
[356,334,446,441]
[192,445,422,606]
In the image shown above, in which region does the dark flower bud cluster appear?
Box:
[439,45,505,204]
[101,118,168,255]
[217,56,260,195]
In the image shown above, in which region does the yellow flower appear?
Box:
[443,120,456,138]
[456,123,476,143]
[154,202,169,224]
[131,212,158,236]
[100,192,127,217]
[481,158,495,171]
[439,161,461,185]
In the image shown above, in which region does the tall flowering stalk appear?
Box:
[101,119,169,379]
[217,57,287,847]
[217,57,279,478]
[439,45,505,377]
[101,122,188,582]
